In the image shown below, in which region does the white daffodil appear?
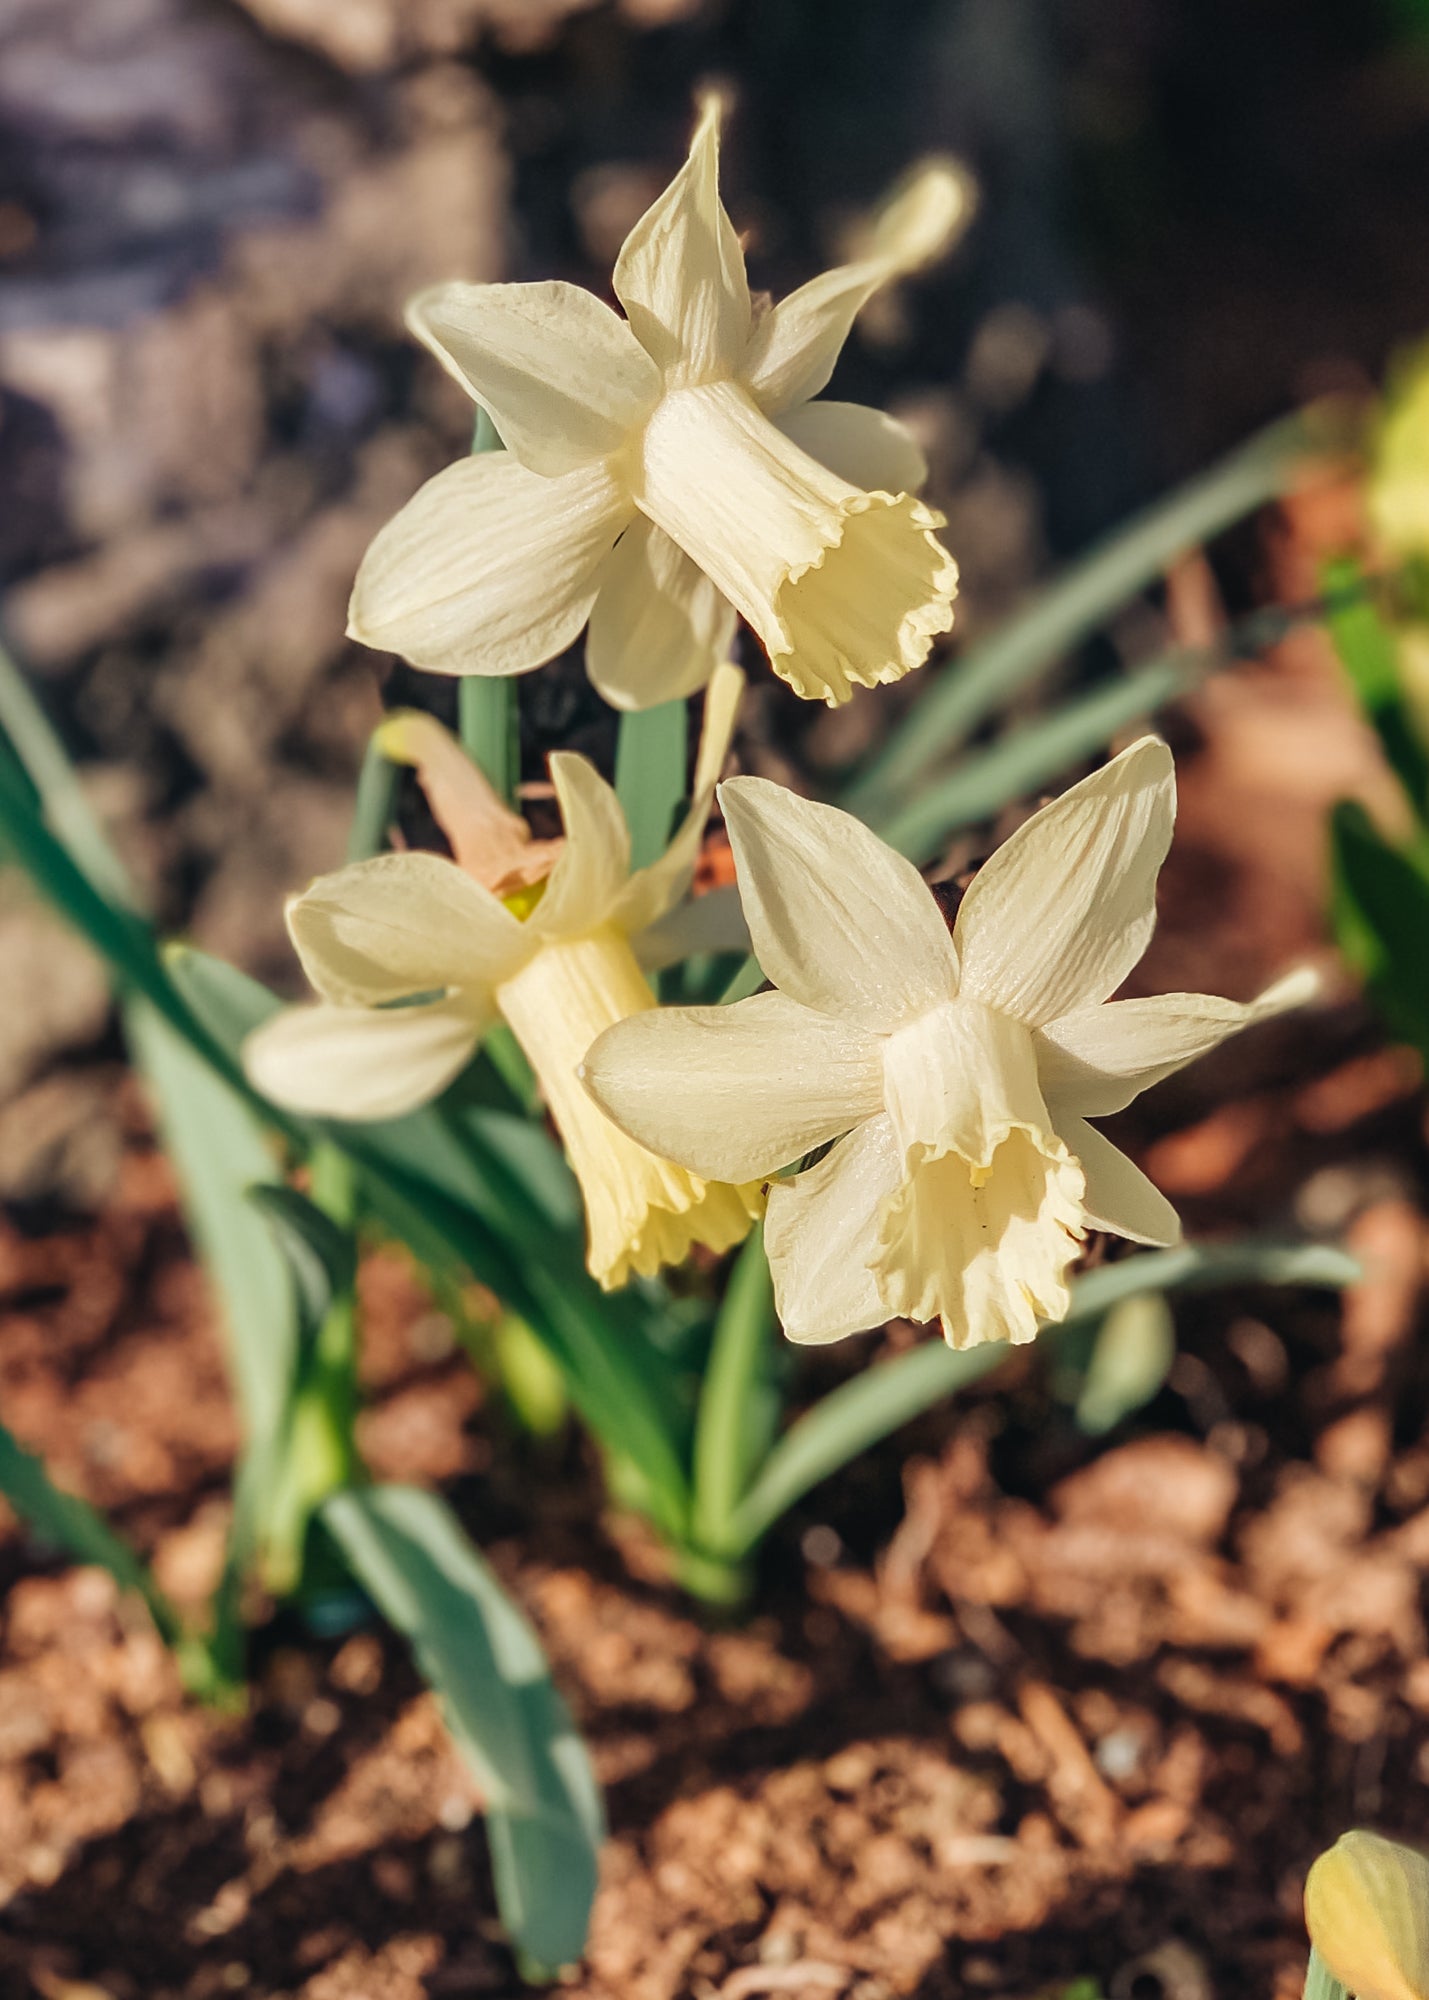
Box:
[584,739,1317,1347]
[348,98,969,710]
[245,663,761,1289]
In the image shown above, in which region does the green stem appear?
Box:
[1302,1948,1349,2000]
[615,699,688,871]
[459,678,520,807]
[848,404,1352,811]
[347,732,401,863]
[260,1148,362,1598]
[689,1227,777,1560]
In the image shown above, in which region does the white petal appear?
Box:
[287,852,526,1006]
[1037,967,1321,1118]
[244,1000,482,1122]
[634,885,749,972]
[586,517,737,711]
[348,452,629,678]
[615,656,744,937]
[581,990,884,1184]
[529,753,631,938]
[613,95,750,386]
[955,737,1176,1027]
[883,998,1049,1173]
[1054,1116,1182,1247]
[776,400,928,494]
[765,1114,904,1344]
[875,1127,1085,1349]
[374,710,560,894]
[637,377,956,706]
[719,775,959,1030]
[406,281,661,478]
[742,160,973,414]
[878,997,1086,1349]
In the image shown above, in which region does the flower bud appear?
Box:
[1304,1830,1429,2000]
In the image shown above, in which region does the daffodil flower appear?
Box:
[348,99,968,710]
[1305,1830,1429,2000]
[244,663,761,1289]
[584,739,1316,1347]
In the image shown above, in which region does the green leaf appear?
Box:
[1323,555,1429,814]
[725,1239,1358,1555]
[248,1184,358,1337]
[166,946,694,1539]
[324,1485,602,1970]
[615,699,688,873]
[690,1227,780,1557]
[0,1420,179,1646]
[125,998,296,1459]
[0,641,137,907]
[1075,1291,1176,1436]
[848,406,1336,812]
[1330,798,1429,1053]
[874,650,1209,862]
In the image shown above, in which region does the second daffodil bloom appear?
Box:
[1305,1830,1429,2000]
[584,739,1316,1348]
[244,663,762,1290]
[348,98,967,710]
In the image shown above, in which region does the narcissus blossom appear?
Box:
[584,739,1315,1347]
[245,663,761,1289]
[349,98,967,710]
[1305,1830,1429,2000]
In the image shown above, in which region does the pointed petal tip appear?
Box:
[873,156,978,271]
[1255,963,1323,1013]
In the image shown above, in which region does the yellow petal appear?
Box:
[636,376,956,705]
[615,656,744,937]
[286,851,526,1006]
[1037,966,1320,1118]
[497,926,760,1289]
[777,400,928,494]
[765,1114,904,1345]
[586,516,737,711]
[531,753,632,938]
[1305,1831,1429,2000]
[955,737,1175,1027]
[613,94,751,387]
[244,999,482,1121]
[878,997,1085,1349]
[374,710,561,894]
[1052,1115,1181,1248]
[582,990,883,1185]
[406,280,661,478]
[1371,346,1429,559]
[718,775,959,1030]
[742,159,974,415]
[348,452,629,677]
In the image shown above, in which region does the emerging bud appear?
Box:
[1305,1830,1429,2000]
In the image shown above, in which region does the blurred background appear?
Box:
[5,0,1429,1057]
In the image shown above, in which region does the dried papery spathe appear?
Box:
[245,664,761,1289]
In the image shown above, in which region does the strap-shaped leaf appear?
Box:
[324,1485,602,1970]
[0,1421,179,1645]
